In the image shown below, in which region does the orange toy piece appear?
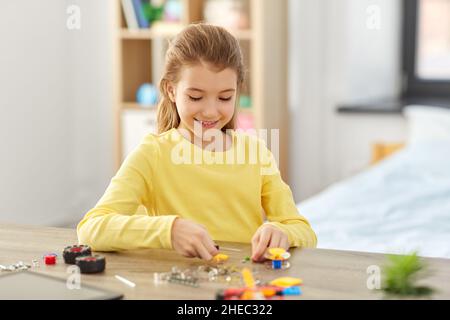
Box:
[212,253,229,263]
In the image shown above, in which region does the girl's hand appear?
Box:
[171,218,219,261]
[251,224,289,262]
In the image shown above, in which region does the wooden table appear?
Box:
[1,223,449,299]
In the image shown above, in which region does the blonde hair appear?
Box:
[157,23,245,134]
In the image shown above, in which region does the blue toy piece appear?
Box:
[272,260,282,269]
[282,286,302,296]
[136,83,159,107]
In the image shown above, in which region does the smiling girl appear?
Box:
[77,24,316,262]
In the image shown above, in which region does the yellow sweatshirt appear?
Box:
[77,128,317,251]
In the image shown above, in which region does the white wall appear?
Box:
[289,0,407,201]
[0,0,114,227]
[66,0,115,227]
[0,1,70,226]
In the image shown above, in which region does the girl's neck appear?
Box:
[176,127,233,152]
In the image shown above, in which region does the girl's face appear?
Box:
[168,62,237,141]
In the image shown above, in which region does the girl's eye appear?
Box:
[219,97,232,102]
[188,96,202,101]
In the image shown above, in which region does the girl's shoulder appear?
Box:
[140,128,178,146]
[231,130,279,175]
[131,129,176,160]
[231,129,272,151]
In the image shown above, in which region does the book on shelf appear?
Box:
[132,0,150,28]
[121,0,139,29]
[122,0,150,29]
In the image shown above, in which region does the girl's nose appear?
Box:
[201,101,219,119]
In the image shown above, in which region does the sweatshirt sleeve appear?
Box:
[259,141,317,248]
[77,137,178,251]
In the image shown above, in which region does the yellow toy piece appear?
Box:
[267,248,291,260]
[269,276,303,287]
[212,253,229,263]
[241,267,255,288]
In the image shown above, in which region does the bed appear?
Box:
[297,105,450,259]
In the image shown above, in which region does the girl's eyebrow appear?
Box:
[186,88,236,93]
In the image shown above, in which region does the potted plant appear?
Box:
[382,251,435,299]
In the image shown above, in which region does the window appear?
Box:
[416,0,450,79]
[403,0,450,98]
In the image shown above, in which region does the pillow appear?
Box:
[403,105,450,145]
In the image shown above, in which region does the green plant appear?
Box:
[143,2,165,23]
[382,251,434,297]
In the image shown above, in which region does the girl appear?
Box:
[77,24,316,262]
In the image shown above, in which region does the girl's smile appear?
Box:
[194,119,220,129]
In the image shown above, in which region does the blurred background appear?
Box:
[0,0,449,257]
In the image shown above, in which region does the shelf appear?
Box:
[122,102,157,111]
[120,22,184,39]
[228,29,253,41]
[238,107,253,115]
[337,97,450,114]
[120,23,253,41]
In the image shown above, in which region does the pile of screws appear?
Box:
[154,267,200,287]
[0,260,36,272]
[197,265,244,284]
[153,264,260,288]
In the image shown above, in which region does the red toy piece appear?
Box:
[44,254,57,265]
